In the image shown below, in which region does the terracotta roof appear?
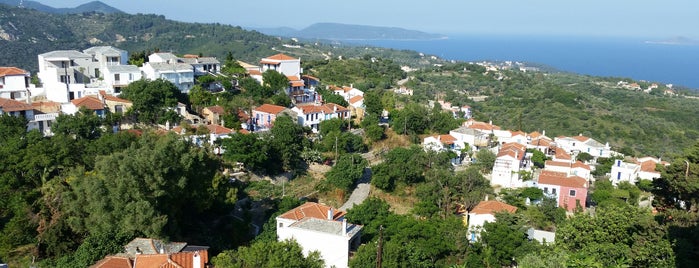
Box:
[572,135,590,142]
[254,103,286,114]
[545,160,589,170]
[90,256,132,268]
[497,143,526,159]
[530,137,552,147]
[278,202,345,221]
[237,129,250,134]
[204,105,225,115]
[349,95,363,104]
[103,94,131,103]
[287,75,300,81]
[263,53,297,61]
[32,101,61,113]
[0,67,28,77]
[302,75,319,81]
[572,161,591,170]
[206,124,233,135]
[639,160,659,173]
[248,70,262,76]
[133,254,181,268]
[291,80,305,87]
[169,251,208,268]
[237,109,250,121]
[433,134,457,145]
[470,200,518,215]
[71,96,104,110]
[554,148,572,160]
[468,121,501,131]
[529,131,543,138]
[324,103,349,112]
[538,170,588,188]
[0,97,33,112]
[510,130,526,137]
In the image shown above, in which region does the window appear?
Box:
[543,187,548,194]
[115,105,124,114]
[552,188,557,195]
[569,190,576,197]
[114,74,120,81]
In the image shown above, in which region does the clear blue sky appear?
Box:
[48,0,699,39]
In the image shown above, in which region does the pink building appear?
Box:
[252,103,289,129]
[537,170,588,212]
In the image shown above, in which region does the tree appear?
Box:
[270,116,306,172]
[530,149,547,168]
[262,70,289,94]
[211,240,324,268]
[477,212,537,267]
[364,89,383,117]
[391,103,429,135]
[120,79,184,123]
[361,115,385,142]
[52,107,104,140]
[188,85,213,111]
[474,149,496,174]
[219,133,274,173]
[557,205,675,267]
[326,153,367,191]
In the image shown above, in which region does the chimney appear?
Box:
[327,208,333,220]
[542,130,546,137]
[342,219,347,236]
[485,195,489,201]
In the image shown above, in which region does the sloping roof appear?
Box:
[290,217,362,237]
[497,142,526,159]
[349,95,364,104]
[147,62,193,72]
[32,101,61,113]
[510,130,526,137]
[151,52,178,61]
[639,160,660,173]
[0,67,29,77]
[206,124,234,135]
[84,46,126,56]
[324,103,349,112]
[0,97,33,112]
[204,105,225,115]
[254,103,286,114]
[263,53,297,61]
[39,50,92,59]
[545,160,590,170]
[90,256,132,268]
[278,202,345,221]
[124,238,187,257]
[133,254,181,268]
[71,96,104,110]
[538,170,588,188]
[432,134,457,145]
[572,135,590,142]
[530,137,552,147]
[468,120,501,131]
[106,65,140,73]
[470,200,517,215]
[450,126,485,135]
[248,70,262,76]
[237,60,258,69]
[302,74,320,81]
[554,148,572,160]
[180,57,220,64]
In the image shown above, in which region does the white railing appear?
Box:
[32,113,59,122]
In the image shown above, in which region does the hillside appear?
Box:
[402,63,698,156]
[254,22,447,40]
[0,0,123,14]
[0,5,443,74]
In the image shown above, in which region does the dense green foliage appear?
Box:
[304,56,406,91]
[211,239,324,268]
[120,79,185,124]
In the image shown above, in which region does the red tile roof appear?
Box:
[90,256,132,268]
[302,75,319,81]
[0,97,33,112]
[432,134,457,145]
[32,101,61,113]
[497,142,526,158]
[530,138,552,147]
[510,130,526,137]
[133,254,178,268]
[470,200,518,215]
[639,160,659,173]
[101,93,131,103]
[468,120,501,131]
[248,70,262,76]
[291,80,305,87]
[572,135,590,142]
[278,202,345,221]
[71,96,104,110]
[554,148,572,160]
[0,67,28,77]
[206,124,233,135]
[349,95,363,104]
[204,105,225,115]
[264,53,298,61]
[538,170,588,188]
[254,103,286,114]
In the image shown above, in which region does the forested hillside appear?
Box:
[402,63,699,156]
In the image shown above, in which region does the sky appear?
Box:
[47,0,699,39]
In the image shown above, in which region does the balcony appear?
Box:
[32,113,59,122]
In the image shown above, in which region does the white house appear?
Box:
[179,55,221,76]
[260,53,302,78]
[292,103,349,132]
[423,134,462,153]
[609,157,666,186]
[544,160,592,181]
[141,62,194,93]
[554,135,613,158]
[491,142,529,188]
[467,200,518,241]
[0,67,31,101]
[103,65,142,93]
[83,46,128,68]
[449,125,489,150]
[276,202,362,268]
[330,85,364,102]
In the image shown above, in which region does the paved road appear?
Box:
[339,167,372,211]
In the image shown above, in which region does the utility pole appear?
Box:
[376,225,383,268]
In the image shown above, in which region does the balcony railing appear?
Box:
[32,113,59,122]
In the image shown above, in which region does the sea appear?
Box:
[345,35,699,89]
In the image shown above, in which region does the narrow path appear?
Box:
[339,167,372,211]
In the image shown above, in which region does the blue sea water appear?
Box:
[346,35,699,89]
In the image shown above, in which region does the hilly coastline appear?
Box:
[252,22,448,40]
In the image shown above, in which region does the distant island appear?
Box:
[645,36,699,45]
[251,22,448,41]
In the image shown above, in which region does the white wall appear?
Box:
[277,226,351,268]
